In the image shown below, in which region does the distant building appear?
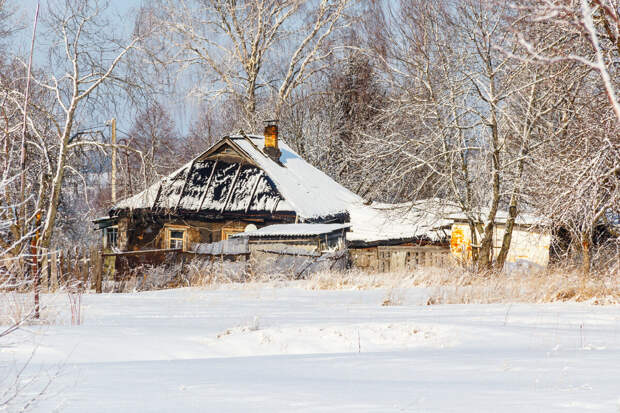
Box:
[447,211,551,271]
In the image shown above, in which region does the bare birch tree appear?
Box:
[358,0,584,269]
[150,0,355,126]
[29,0,147,249]
[513,0,620,274]
[515,0,620,123]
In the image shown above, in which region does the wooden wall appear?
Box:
[122,218,273,251]
[351,245,452,272]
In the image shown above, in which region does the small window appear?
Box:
[105,227,118,248]
[168,228,186,250]
[221,228,242,240]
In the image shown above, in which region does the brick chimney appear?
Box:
[263,120,281,162]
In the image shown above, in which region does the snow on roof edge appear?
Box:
[232,223,351,238]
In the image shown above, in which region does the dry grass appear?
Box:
[424,270,620,305]
[0,292,62,326]
[107,256,620,305]
[302,266,620,305]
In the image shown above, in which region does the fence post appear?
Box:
[81,249,89,289]
[58,250,65,287]
[91,247,103,293]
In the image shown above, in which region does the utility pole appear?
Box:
[111,118,117,204]
[32,210,41,319]
[20,2,40,243]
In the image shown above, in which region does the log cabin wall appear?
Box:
[121,217,288,251]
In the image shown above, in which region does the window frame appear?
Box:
[221,227,242,240]
[104,226,118,249]
[166,225,188,251]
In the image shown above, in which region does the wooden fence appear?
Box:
[1,247,104,293]
[350,245,453,273]
[2,243,453,294]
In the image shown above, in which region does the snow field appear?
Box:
[2,285,620,412]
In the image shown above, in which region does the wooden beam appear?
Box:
[198,160,218,211]
[102,248,182,257]
[245,171,262,213]
[221,163,242,213]
[152,181,164,210]
[175,159,197,211]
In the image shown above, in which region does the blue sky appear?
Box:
[10,0,198,137]
[11,0,144,56]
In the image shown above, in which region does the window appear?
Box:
[168,228,186,250]
[105,227,118,248]
[221,228,243,240]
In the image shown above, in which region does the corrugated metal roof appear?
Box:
[192,237,249,255]
[232,223,350,238]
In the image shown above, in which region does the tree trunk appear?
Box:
[496,147,528,270]
[245,74,257,123]
[496,204,517,270]
[581,231,591,277]
[478,117,501,269]
[40,108,75,249]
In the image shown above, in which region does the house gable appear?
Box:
[197,138,256,165]
[147,138,288,216]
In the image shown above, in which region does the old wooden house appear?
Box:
[95,123,361,257]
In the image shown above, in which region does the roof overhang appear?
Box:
[232,223,350,239]
[92,216,117,230]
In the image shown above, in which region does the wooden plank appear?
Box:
[89,247,97,290]
[102,248,182,257]
[81,251,89,289]
[93,248,103,293]
[175,159,197,210]
[152,182,164,210]
[73,247,80,288]
[58,250,64,287]
[197,159,219,211]
[390,250,407,272]
[245,172,262,213]
[221,163,242,213]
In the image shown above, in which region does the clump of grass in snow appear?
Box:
[381,287,404,306]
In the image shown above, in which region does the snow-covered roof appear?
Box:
[346,199,459,246]
[111,134,362,221]
[113,181,161,210]
[232,223,350,238]
[231,135,361,219]
[448,210,548,227]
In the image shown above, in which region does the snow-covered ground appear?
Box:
[3,286,620,412]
